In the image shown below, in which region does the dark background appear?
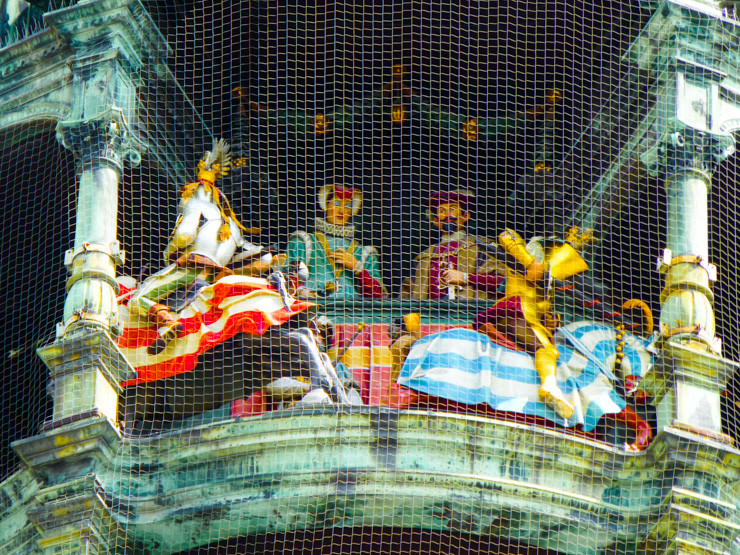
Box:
[1,0,739,481]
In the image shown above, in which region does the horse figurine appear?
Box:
[117,140,356,432]
[383,225,655,451]
[383,319,654,451]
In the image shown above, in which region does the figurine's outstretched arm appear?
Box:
[352,247,386,298]
[476,239,525,273]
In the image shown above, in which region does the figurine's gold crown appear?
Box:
[196,138,232,182]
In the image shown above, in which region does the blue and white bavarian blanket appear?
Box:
[396,321,652,431]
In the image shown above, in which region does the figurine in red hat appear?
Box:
[400,189,505,300]
[286,184,386,299]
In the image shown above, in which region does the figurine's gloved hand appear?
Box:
[250,252,274,274]
[328,248,360,271]
[285,260,309,283]
[565,226,597,251]
[297,286,318,299]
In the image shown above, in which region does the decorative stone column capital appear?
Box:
[641,125,735,180]
[662,127,735,178]
[56,110,141,173]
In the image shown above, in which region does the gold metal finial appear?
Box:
[313,114,329,135]
[462,118,479,141]
[392,64,405,80]
[391,105,407,124]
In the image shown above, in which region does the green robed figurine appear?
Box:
[286,183,387,300]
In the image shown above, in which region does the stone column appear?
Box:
[658,129,721,348]
[649,128,738,435]
[57,116,138,338]
[35,112,139,427]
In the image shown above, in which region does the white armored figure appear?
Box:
[130,139,272,354]
[163,141,266,268]
[126,139,355,407]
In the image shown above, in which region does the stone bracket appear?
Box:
[639,341,738,433]
[35,329,136,422]
[638,340,737,402]
[11,416,122,483]
[644,487,740,554]
[37,329,136,388]
[28,475,120,554]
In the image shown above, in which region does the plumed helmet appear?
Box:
[196,138,232,183]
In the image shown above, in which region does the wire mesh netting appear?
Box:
[1,1,740,554]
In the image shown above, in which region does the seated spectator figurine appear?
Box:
[400,189,505,300]
[286,184,386,299]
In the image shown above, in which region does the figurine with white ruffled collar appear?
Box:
[286,184,387,299]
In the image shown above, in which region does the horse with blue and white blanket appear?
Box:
[396,320,653,450]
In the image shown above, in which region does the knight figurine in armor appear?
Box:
[473,227,593,420]
[286,183,386,299]
[400,189,506,300]
[129,139,273,354]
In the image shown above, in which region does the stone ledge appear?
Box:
[100,409,739,553]
[12,416,122,483]
[3,409,739,554]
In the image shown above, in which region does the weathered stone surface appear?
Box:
[7,409,737,554]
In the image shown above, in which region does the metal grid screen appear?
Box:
[1,1,739,554]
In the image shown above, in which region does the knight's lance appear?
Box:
[332,322,367,367]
